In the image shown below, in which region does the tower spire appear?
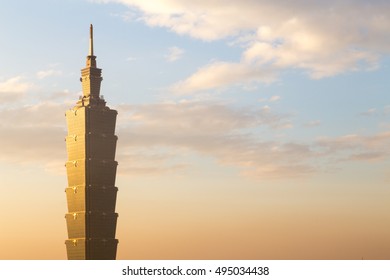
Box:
[85,24,97,68]
[89,24,94,56]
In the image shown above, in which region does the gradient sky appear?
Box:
[0,0,389,259]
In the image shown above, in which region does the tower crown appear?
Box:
[80,24,104,105]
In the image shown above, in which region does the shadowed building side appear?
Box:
[64,24,119,260]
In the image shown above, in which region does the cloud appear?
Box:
[348,152,384,162]
[110,10,136,22]
[117,149,188,176]
[165,46,184,62]
[117,100,291,133]
[126,56,137,62]
[1,97,389,180]
[0,101,67,173]
[36,69,62,79]
[0,102,67,127]
[44,90,75,103]
[0,76,31,94]
[115,101,390,179]
[0,92,82,173]
[115,101,306,178]
[171,61,277,94]
[304,120,321,127]
[94,0,390,90]
[316,132,390,162]
[258,96,281,103]
[359,108,376,116]
[0,76,32,104]
[270,95,281,102]
[0,125,65,165]
[384,105,390,115]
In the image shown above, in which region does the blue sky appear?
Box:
[0,0,389,259]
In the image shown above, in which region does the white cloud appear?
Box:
[110,10,136,22]
[304,120,321,127]
[126,56,137,62]
[0,102,68,127]
[0,76,32,103]
[0,76,31,94]
[171,61,276,94]
[359,108,377,116]
[165,46,184,62]
[94,0,390,92]
[36,69,62,79]
[269,95,281,102]
[257,96,281,103]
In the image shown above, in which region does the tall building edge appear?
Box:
[64,25,119,260]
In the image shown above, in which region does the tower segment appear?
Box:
[64,25,118,259]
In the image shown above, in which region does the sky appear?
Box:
[0,0,389,259]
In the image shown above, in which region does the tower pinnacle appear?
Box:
[89,24,94,56]
[80,24,103,104]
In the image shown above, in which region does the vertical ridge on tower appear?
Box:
[64,25,119,260]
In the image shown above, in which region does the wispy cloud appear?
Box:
[384,105,390,115]
[117,149,189,176]
[116,101,307,178]
[316,132,390,162]
[1,97,389,179]
[36,69,62,79]
[171,61,276,94]
[0,76,32,94]
[359,108,377,117]
[0,101,67,173]
[165,46,185,62]
[110,10,136,22]
[269,95,281,102]
[114,101,390,179]
[304,120,321,127]
[258,96,281,103]
[126,56,137,62]
[0,76,32,103]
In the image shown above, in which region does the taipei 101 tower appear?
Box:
[64,25,119,259]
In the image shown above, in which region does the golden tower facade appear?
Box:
[64,25,118,259]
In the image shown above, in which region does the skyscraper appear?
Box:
[64,25,119,260]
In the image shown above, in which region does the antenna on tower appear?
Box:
[89,24,94,56]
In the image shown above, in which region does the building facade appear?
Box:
[64,25,119,259]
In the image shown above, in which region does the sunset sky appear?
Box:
[0,0,389,259]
